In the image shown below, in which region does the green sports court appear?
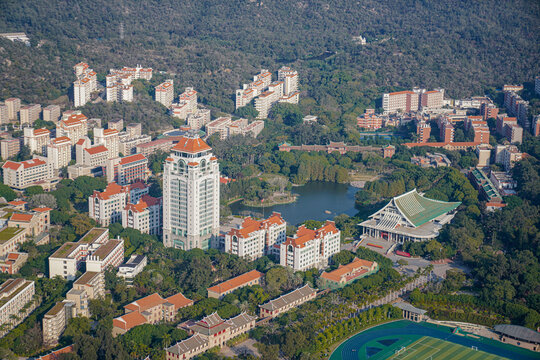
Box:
[329,320,540,360]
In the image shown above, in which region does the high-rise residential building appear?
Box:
[187,109,211,130]
[2,157,54,189]
[0,279,35,335]
[383,88,443,114]
[94,128,120,159]
[496,116,517,135]
[504,91,530,129]
[163,133,220,250]
[235,70,272,109]
[480,103,499,121]
[119,135,152,156]
[108,119,124,131]
[171,87,198,120]
[122,195,162,235]
[357,109,383,129]
[278,91,300,105]
[126,123,142,138]
[278,66,299,95]
[23,128,50,154]
[440,121,454,143]
[57,113,88,145]
[155,80,174,107]
[476,145,491,168]
[504,124,523,144]
[42,105,61,123]
[255,91,277,119]
[224,213,286,260]
[73,63,97,107]
[19,104,41,125]
[5,98,21,121]
[43,301,76,346]
[268,81,284,98]
[89,182,131,226]
[416,121,431,143]
[105,154,149,185]
[279,221,341,271]
[0,138,20,160]
[0,103,8,124]
[47,137,72,170]
[82,145,109,167]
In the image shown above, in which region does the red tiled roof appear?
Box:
[124,293,166,313]
[2,161,21,171]
[84,145,108,155]
[76,138,86,146]
[62,113,87,126]
[129,181,147,190]
[172,136,211,153]
[207,270,263,295]
[388,90,415,95]
[37,345,74,360]
[104,129,119,135]
[165,293,193,310]
[92,182,128,200]
[34,128,50,135]
[52,136,71,144]
[7,200,27,206]
[119,153,146,165]
[284,221,339,248]
[320,257,376,282]
[10,213,33,222]
[32,207,53,212]
[22,158,47,169]
[113,311,147,331]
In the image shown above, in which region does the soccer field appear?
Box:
[388,336,507,360]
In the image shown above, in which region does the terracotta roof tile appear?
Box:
[124,293,166,313]
[84,145,108,155]
[113,311,147,331]
[165,293,193,310]
[172,136,211,153]
[119,153,147,165]
[207,270,263,295]
[10,213,33,222]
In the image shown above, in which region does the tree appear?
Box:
[265,267,289,292]
[62,317,92,344]
[69,214,95,236]
[24,185,44,196]
[235,104,259,120]
[27,193,57,209]
[0,183,17,202]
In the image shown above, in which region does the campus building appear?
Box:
[0,279,35,334]
[122,195,162,235]
[24,128,50,154]
[47,136,72,170]
[319,258,379,290]
[166,312,257,360]
[89,182,131,226]
[57,113,88,145]
[155,80,174,107]
[207,270,264,299]
[259,284,317,319]
[118,254,147,283]
[279,221,341,271]
[2,157,54,189]
[19,104,41,125]
[0,138,20,160]
[105,153,149,185]
[43,105,61,123]
[163,133,220,250]
[359,189,461,243]
[94,128,120,159]
[112,292,193,336]
[224,213,286,260]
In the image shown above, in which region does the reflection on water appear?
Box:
[229,181,359,225]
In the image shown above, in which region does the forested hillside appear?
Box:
[1,0,539,121]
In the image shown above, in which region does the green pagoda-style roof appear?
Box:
[394,189,461,227]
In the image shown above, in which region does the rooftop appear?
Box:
[79,228,108,244]
[259,284,316,312]
[74,271,101,286]
[393,189,461,227]
[172,135,211,153]
[320,257,377,282]
[124,293,166,313]
[0,227,25,244]
[90,239,122,260]
[207,270,263,295]
[494,324,540,344]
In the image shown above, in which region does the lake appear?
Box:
[229,181,359,225]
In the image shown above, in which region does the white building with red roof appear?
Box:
[94,127,119,159]
[224,212,286,260]
[2,157,54,189]
[163,132,220,250]
[47,136,72,170]
[279,221,341,271]
[82,145,109,167]
[105,153,149,185]
[56,113,88,145]
[122,194,162,235]
[89,182,130,226]
[23,128,50,154]
[155,80,174,107]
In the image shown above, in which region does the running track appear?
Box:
[330,321,540,360]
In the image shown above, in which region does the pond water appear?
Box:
[229,181,359,225]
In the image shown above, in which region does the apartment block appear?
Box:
[108,119,124,131]
[5,98,21,120]
[109,65,153,81]
[416,121,431,143]
[122,195,162,235]
[420,89,444,110]
[480,103,499,121]
[47,136,72,170]
[171,87,198,120]
[94,128,119,159]
[113,292,193,336]
[224,213,286,260]
[155,80,174,107]
[207,270,263,299]
[504,124,523,144]
[73,62,97,107]
[89,182,131,226]
[0,279,35,333]
[2,157,54,189]
[0,103,8,124]
[357,109,383,129]
[136,138,174,156]
[82,145,109,167]
[43,105,61,123]
[86,238,124,272]
[278,91,300,104]
[259,284,316,319]
[476,145,491,167]
[119,134,152,155]
[187,108,211,130]
[255,91,277,119]
[383,88,443,114]
[20,104,41,125]
[0,138,20,160]
[105,153,149,185]
[495,145,522,171]
[206,117,232,139]
[496,116,517,135]
[533,115,540,137]
[23,127,50,154]
[66,271,104,318]
[504,91,530,129]
[502,85,523,92]
[235,69,272,109]
[278,66,299,95]
[126,123,142,137]
[279,221,341,271]
[57,113,88,145]
[440,121,454,143]
[43,301,76,346]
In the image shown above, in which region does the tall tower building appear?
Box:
[163,132,220,250]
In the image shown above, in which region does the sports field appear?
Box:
[329,320,540,360]
[387,336,505,360]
